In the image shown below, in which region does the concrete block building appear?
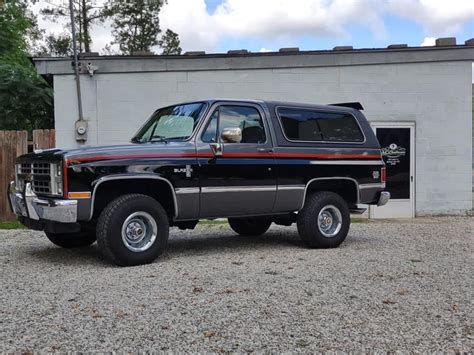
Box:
[33,41,474,217]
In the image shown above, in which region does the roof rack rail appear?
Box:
[329,102,364,110]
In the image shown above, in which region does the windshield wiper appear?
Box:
[165,136,188,141]
[149,135,169,143]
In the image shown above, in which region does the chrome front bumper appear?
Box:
[8,181,78,223]
[377,191,391,206]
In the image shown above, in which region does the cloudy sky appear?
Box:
[33,0,474,79]
[33,0,474,53]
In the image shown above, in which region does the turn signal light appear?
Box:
[68,192,91,199]
[381,167,386,183]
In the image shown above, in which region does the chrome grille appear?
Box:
[32,179,50,193]
[19,163,32,175]
[32,162,50,175]
[16,162,54,195]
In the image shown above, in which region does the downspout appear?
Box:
[69,0,88,142]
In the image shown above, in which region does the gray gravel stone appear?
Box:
[0,217,472,352]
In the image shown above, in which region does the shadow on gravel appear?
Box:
[26,244,110,267]
[166,229,307,258]
[165,230,370,260]
[23,229,367,266]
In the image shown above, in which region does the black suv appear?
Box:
[9,99,389,266]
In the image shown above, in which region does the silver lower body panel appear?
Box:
[9,181,78,223]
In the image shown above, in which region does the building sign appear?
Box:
[381,143,407,166]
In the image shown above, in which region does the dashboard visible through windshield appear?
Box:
[132,102,207,143]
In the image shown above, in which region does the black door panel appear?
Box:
[196,103,277,217]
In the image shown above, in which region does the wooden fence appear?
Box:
[0,129,55,221]
[33,129,56,150]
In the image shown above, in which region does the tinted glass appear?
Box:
[202,105,266,144]
[277,108,364,142]
[202,110,219,142]
[377,127,411,199]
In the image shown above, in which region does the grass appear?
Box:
[199,219,228,225]
[0,220,25,229]
[351,217,370,223]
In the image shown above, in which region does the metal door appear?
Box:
[196,103,277,218]
[370,122,415,218]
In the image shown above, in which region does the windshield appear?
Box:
[132,102,207,143]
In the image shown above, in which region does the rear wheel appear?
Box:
[96,194,169,266]
[45,231,96,248]
[228,217,272,236]
[297,191,350,248]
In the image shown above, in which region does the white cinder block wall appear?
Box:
[52,59,472,215]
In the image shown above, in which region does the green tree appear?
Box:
[107,0,166,54]
[42,33,73,56]
[0,0,53,131]
[0,0,30,63]
[159,29,182,55]
[41,0,108,53]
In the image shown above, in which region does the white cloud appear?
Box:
[420,37,436,46]
[387,0,474,36]
[33,0,474,54]
[161,0,474,52]
[160,0,388,51]
[159,0,219,52]
[259,48,273,52]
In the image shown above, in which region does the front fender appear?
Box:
[85,174,178,221]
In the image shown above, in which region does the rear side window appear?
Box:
[277,108,364,142]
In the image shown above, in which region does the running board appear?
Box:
[350,208,367,215]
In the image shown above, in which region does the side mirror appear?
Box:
[220,127,242,143]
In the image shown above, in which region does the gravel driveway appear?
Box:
[0,217,472,352]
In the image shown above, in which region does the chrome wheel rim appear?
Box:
[121,212,157,252]
[317,205,342,238]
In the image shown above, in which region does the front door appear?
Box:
[196,103,277,218]
[370,122,415,218]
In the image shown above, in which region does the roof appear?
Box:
[171,99,362,114]
[33,39,474,76]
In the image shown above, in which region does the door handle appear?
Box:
[209,142,223,157]
[257,148,273,153]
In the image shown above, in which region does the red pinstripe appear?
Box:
[66,152,381,165]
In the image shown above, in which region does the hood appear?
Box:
[16,141,195,164]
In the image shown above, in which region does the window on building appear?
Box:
[277,108,364,142]
[202,105,266,143]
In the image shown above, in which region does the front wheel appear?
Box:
[297,191,350,248]
[228,217,272,236]
[96,194,169,266]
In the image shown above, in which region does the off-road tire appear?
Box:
[297,191,350,248]
[228,217,272,236]
[96,194,169,266]
[45,231,96,248]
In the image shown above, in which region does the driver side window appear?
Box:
[202,105,266,144]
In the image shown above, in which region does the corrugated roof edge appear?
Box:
[31,41,474,61]
[32,42,474,76]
